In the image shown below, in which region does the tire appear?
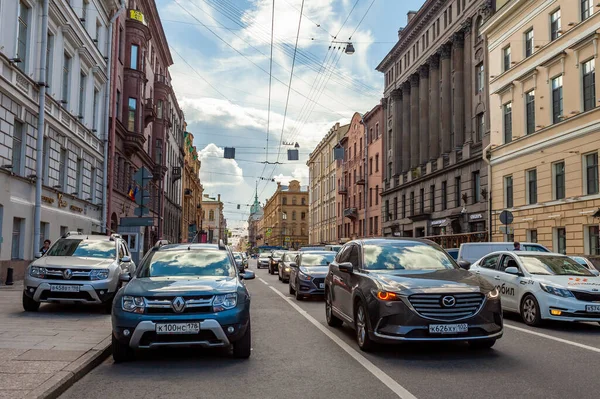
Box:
[232,322,252,359]
[520,294,543,326]
[22,292,40,312]
[112,334,133,363]
[278,269,282,281]
[325,289,343,327]
[468,338,496,350]
[289,281,296,295]
[355,301,374,351]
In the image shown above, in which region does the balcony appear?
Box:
[338,185,348,195]
[143,99,156,127]
[123,131,146,156]
[184,188,193,197]
[356,177,365,185]
[343,207,358,219]
[153,164,168,180]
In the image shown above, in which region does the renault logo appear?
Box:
[63,269,73,280]
[441,296,456,307]
[171,297,186,313]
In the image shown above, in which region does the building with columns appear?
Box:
[484,0,600,255]
[376,1,493,247]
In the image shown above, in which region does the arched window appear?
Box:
[292,211,296,220]
[301,197,306,205]
[209,210,215,221]
[292,197,297,205]
[282,197,287,205]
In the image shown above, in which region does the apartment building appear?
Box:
[202,194,224,244]
[181,131,202,243]
[484,0,600,255]
[364,103,384,237]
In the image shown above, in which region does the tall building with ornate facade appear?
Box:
[181,131,202,243]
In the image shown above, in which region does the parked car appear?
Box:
[325,238,503,351]
[571,256,600,274]
[268,251,285,275]
[470,251,600,326]
[457,242,549,268]
[278,251,298,283]
[446,248,459,260]
[23,232,136,313]
[289,251,337,300]
[111,242,255,362]
[325,245,343,253]
[241,253,249,269]
[232,252,244,272]
[257,252,271,269]
[299,246,325,252]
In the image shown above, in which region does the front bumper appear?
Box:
[258,260,269,268]
[23,276,117,304]
[541,294,600,322]
[280,267,292,280]
[297,277,326,296]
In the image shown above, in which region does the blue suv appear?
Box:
[111,241,255,362]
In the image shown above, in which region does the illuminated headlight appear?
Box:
[29,266,47,278]
[285,267,290,272]
[298,271,312,281]
[487,287,500,299]
[213,293,237,312]
[540,283,574,298]
[122,296,145,313]
[90,269,110,280]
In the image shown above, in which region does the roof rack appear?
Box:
[61,231,84,239]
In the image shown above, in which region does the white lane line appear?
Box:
[268,286,417,399]
[258,278,269,286]
[504,323,600,353]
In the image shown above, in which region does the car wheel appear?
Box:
[520,294,543,326]
[468,338,496,350]
[289,280,296,295]
[22,292,40,312]
[355,301,374,351]
[325,289,343,327]
[232,322,252,359]
[295,286,303,301]
[112,334,133,363]
[278,269,282,281]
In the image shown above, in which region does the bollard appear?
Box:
[5,267,13,285]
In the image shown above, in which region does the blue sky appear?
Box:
[156,0,426,241]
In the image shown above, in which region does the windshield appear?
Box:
[233,253,242,260]
[301,253,336,266]
[273,251,284,258]
[364,242,456,271]
[138,250,235,278]
[520,255,594,276]
[46,239,116,259]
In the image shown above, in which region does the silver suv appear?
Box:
[23,232,136,313]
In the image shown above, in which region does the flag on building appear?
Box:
[127,186,138,201]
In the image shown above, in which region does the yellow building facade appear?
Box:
[484,0,600,255]
[181,132,203,242]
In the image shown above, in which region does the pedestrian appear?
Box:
[513,241,520,251]
[40,239,51,255]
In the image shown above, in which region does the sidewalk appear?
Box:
[0,285,111,399]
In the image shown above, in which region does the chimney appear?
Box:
[218,194,221,202]
[407,11,417,23]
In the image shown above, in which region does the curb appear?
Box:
[26,336,112,399]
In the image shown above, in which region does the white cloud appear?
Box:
[199,144,245,187]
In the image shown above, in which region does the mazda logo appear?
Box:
[171,297,186,313]
[63,269,73,280]
[441,296,456,307]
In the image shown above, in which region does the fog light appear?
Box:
[100,290,105,295]
[123,329,131,337]
[550,309,562,316]
[29,288,35,292]
[227,326,235,334]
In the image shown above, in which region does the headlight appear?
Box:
[285,267,290,271]
[540,283,574,298]
[29,266,47,278]
[122,296,145,313]
[90,269,110,280]
[213,293,237,312]
[487,287,500,299]
[298,271,312,281]
[372,290,401,301]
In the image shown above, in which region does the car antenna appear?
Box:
[188,246,191,251]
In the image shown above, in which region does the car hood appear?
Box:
[259,257,270,261]
[532,275,600,291]
[32,256,115,269]
[124,276,239,297]
[371,269,493,294]
[300,266,329,276]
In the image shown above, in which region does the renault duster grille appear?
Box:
[144,296,214,314]
[408,293,485,321]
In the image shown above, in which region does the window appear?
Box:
[374,217,378,237]
[504,176,513,208]
[128,98,137,131]
[476,113,484,142]
[430,185,435,212]
[353,170,356,184]
[79,72,86,118]
[444,10,448,28]
[369,188,372,207]
[92,89,99,130]
[282,211,287,220]
[527,169,538,204]
[410,192,415,216]
[582,0,594,20]
[525,29,534,57]
[388,163,393,181]
[292,211,296,220]
[527,229,538,243]
[376,123,380,138]
[455,177,462,207]
[476,63,484,93]
[588,226,600,255]
[476,17,483,40]
[583,59,596,112]
[472,171,481,203]
[130,45,139,70]
[555,227,566,254]
[283,197,287,205]
[553,162,565,200]
[551,9,561,41]
[441,181,447,211]
[481,254,500,269]
[551,75,563,123]
[62,53,71,103]
[46,33,54,87]
[116,90,121,121]
[585,152,599,195]
[375,154,379,172]
[76,158,83,195]
[301,212,306,220]
[12,121,24,176]
[11,218,24,260]
[525,90,535,135]
[503,102,512,143]
[301,197,306,205]
[402,194,406,218]
[385,200,390,222]
[393,197,398,220]
[157,100,163,119]
[420,188,425,214]
[503,46,511,72]
[369,158,373,175]
[59,148,67,188]
[449,5,452,23]
[16,1,29,72]
[209,210,215,221]
[90,166,96,202]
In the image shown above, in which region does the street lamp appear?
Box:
[330,41,355,55]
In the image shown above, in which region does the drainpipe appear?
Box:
[482,143,493,242]
[361,115,368,238]
[33,0,49,258]
[103,0,126,234]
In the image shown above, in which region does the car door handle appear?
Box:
[475,271,480,274]
[494,276,501,280]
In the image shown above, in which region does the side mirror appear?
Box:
[289,262,297,268]
[458,260,471,270]
[119,273,131,283]
[338,262,353,273]
[35,252,43,259]
[240,270,255,280]
[505,266,521,276]
[121,255,131,263]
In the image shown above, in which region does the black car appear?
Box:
[278,251,298,283]
[325,239,503,351]
[268,251,285,275]
[289,251,337,300]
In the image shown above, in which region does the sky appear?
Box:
[156,0,426,245]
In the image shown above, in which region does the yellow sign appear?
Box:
[129,10,146,25]
[70,205,83,213]
[41,195,55,205]
[285,236,290,242]
[57,193,67,208]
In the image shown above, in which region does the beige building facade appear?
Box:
[307,122,349,244]
[201,194,225,244]
[181,132,203,242]
[484,0,600,255]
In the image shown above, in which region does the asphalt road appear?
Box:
[61,260,600,399]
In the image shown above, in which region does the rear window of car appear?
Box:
[46,239,116,259]
[138,250,235,278]
[364,242,456,271]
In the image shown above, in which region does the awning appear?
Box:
[431,219,449,227]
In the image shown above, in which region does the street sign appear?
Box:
[134,207,150,216]
[133,167,153,187]
[266,228,272,238]
[120,217,154,227]
[499,226,514,234]
[134,193,151,206]
[285,236,290,242]
[499,210,514,225]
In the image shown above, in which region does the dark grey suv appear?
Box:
[325,239,503,351]
[289,251,336,300]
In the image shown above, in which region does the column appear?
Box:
[391,90,403,175]
[419,64,430,165]
[440,44,452,155]
[401,82,411,172]
[463,21,473,144]
[410,74,420,169]
[452,31,465,148]
[429,54,441,160]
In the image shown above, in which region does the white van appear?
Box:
[457,242,549,267]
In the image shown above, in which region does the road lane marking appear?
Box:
[258,278,269,285]
[504,323,600,353]
[268,286,417,399]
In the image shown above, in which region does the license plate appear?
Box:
[585,305,600,313]
[429,324,468,334]
[319,283,325,289]
[50,285,80,292]
[156,322,200,334]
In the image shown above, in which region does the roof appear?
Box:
[487,251,567,257]
[159,244,221,251]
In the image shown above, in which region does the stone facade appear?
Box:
[364,103,384,237]
[202,194,225,244]
[181,131,202,243]
[484,0,600,255]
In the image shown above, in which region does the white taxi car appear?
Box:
[470,251,600,326]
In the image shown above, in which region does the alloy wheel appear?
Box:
[523,298,536,324]
[356,306,366,347]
